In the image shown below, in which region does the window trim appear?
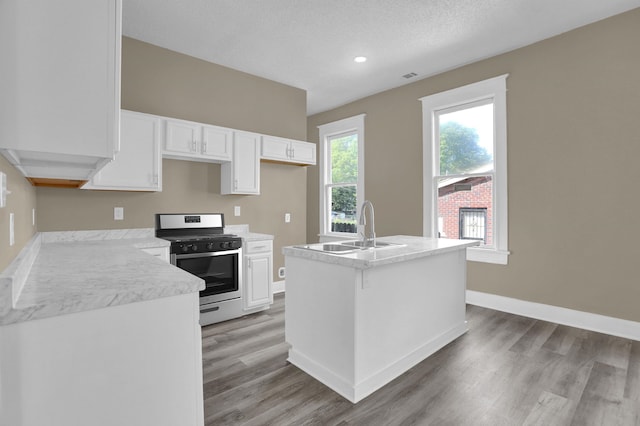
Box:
[420,75,509,264]
[317,114,366,240]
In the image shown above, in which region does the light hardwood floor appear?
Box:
[202,294,640,425]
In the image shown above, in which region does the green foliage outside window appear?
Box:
[439,122,491,175]
[330,134,358,226]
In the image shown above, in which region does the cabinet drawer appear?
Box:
[244,240,273,254]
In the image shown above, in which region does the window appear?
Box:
[318,114,365,239]
[459,208,487,243]
[421,75,509,264]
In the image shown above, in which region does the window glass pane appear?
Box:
[330,185,357,233]
[330,133,358,184]
[437,175,493,247]
[438,103,494,175]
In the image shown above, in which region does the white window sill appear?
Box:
[466,247,510,265]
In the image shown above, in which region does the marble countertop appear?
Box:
[283,235,480,269]
[0,229,204,326]
[225,224,274,242]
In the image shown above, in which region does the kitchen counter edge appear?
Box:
[0,228,204,326]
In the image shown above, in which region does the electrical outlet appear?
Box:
[32,208,36,226]
[114,207,124,221]
[278,267,286,278]
[285,213,291,223]
[234,206,241,216]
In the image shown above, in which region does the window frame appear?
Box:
[317,114,365,240]
[421,75,509,264]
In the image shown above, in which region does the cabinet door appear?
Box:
[244,253,273,310]
[164,119,199,155]
[0,0,120,180]
[221,131,260,194]
[290,140,316,165]
[201,125,232,161]
[261,136,290,161]
[83,110,161,191]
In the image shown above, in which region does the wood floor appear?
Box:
[201,294,640,425]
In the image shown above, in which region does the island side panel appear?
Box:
[0,293,204,426]
[353,249,468,400]
[285,256,358,399]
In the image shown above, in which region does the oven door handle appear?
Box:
[173,248,242,261]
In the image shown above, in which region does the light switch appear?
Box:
[285,213,291,223]
[234,206,241,216]
[9,213,14,246]
[0,172,7,208]
[114,207,124,221]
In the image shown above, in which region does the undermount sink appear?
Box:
[341,241,400,249]
[296,241,406,255]
[297,243,360,254]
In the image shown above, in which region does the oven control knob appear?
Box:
[181,244,190,253]
[191,244,198,252]
[206,242,215,250]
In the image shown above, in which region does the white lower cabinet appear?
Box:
[82,110,162,191]
[0,294,204,426]
[243,239,273,310]
[221,131,261,195]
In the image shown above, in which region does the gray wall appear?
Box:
[35,37,310,281]
[307,9,640,322]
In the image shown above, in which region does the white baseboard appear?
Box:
[273,280,285,294]
[466,290,640,342]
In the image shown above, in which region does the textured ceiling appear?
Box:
[122,0,640,115]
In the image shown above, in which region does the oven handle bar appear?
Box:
[172,248,242,262]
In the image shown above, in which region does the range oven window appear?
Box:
[176,253,239,296]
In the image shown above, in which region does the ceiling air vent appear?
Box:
[402,72,418,79]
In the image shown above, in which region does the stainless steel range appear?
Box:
[155,213,244,326]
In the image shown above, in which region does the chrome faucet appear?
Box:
[359,200,376,248]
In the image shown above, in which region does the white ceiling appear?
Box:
[122,0,640,115]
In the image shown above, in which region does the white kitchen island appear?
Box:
[283,235,479,403]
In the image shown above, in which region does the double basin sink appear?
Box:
[298,240,405,255]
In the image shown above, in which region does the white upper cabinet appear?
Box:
[0,0,121,183]
[261,135,316,165]
[82,110,162,191]
[221,131,261,195]
[202,126,233,160]
[164,118,233,163]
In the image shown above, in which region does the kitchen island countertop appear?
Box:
[283,235,479,269]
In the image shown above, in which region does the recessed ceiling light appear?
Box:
[354,56,367,63]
